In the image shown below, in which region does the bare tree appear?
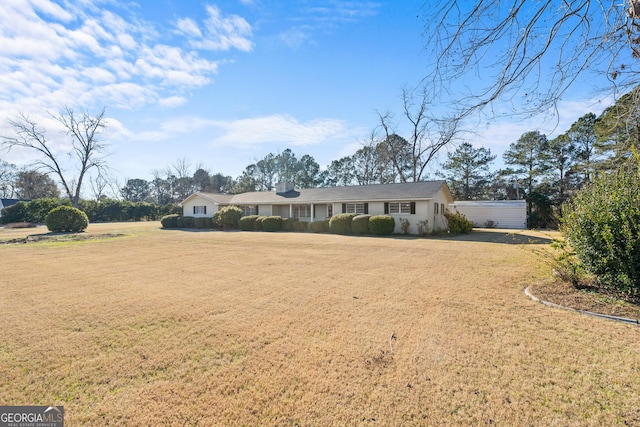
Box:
[1,107,108,207]
[377,87,461,182]
[0,159,16,198]
[422,1,640,118]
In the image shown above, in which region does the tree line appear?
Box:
[1,86,638,228]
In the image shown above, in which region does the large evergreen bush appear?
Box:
[351,215,371,234]
[329,213,356,235]
[161,214,179,228]
[561,166,640,294]
[45,206,89,233]
[444,209,473,234]
[214,206,242,230]
[368,215,395,235]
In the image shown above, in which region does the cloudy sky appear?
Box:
[0,0,612,190]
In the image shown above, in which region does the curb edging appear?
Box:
[524,286,640,326]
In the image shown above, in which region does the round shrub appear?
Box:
[351,214,371,234]
[45,206,89,233]
[561,167,640,294]
[310,220,330,233]
[444,209,473,234]
[369,215,395,235]
[161,214,179,228]
[261,216,282,232]
[281,217,294,231]
[176,216,195,228]
[214,206,242,230]
[329,213,357,235]
[294,220,308,232]
[239,215,260,231]
[254,216,266,231]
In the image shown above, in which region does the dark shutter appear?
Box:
[204,206,207,215]
[313,205,316,217]
[364,203,369,214]
[410,202,416,215]
[384,203,389,215]
[193,206,196,215]
[255,205,259,215]
[342,203,346,213]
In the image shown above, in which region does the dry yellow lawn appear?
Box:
[1,223,640,426]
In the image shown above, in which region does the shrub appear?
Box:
[561,166,640,294]
[281,217,294,231]
[293,220,308,232]
[417,219,430,236]
[399,218,411,235]
[239,215,260,231]
[3,222,37,229]
[214,206,242,230]
[444,209,473,234]
[310,220,330,233]
[254,216,266,231]
[45,206,89,233]
[176,216,195,228]
[161,214,179,228]
[351,215,371,234]
[261,216,282,232]
[369,215,395,235]
[329,213,356,235]
[193,217,209,229]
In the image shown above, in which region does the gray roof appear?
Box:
[213,181,450,205]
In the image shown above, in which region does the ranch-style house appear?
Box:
[181,181,454,235]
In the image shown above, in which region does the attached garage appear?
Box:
[448,200,527,230]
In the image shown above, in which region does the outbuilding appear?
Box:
[448,200,527,229]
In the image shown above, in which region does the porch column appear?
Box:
[310,203,315,222]
[289,204,293,218]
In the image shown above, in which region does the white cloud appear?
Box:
[175,18,202,38]
[189,5,253,52]
[158,96,188,108]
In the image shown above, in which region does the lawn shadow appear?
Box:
[432,228,555,245]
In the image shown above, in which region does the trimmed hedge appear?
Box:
[351,214,371,234]
[214,206,242,230]
[177,216,195,228]
[310,220,330,233]
[369,215,395,235]
[281,217,294,231]
[261,216,283,232]
[294,220,309,232]
[239,215,260,231]
[193,217,213,229]
[329,213,357,235]
[45,206,89,233]
[161,214,179,228]
[254,216,266,231]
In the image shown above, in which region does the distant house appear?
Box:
[448,200,527,230]
[180,181,454,234]
[0,199,26,219]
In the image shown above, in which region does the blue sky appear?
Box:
[0,0,612,191]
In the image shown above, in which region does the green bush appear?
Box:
[254,216,266,231]
[329,213,356,235]
[310,220,330,233]
[176,216,195,228]
[561,167,640,294]
[351,215,371,234]
[281,217,294,231]
[261,216,282,232]
[239,215,260,231]
[293,220,308,232]
[45,206,89,233]
[369,215,395,235]
[444,209,473,234]
[214,206,242,230]
[193,217,210,229]
[161,214,179,228]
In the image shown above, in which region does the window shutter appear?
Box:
[255,205,259,215]
[384,203,389,215]
[193,206,196,215]
[342,203,346,213]
[204,206,207,215]
[410,202,416,215]
[364,203,369,214]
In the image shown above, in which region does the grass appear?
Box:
[2,223,640,425]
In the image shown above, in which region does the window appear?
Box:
[327,204,333,218]
[193,205,206,215]
[241,205,258,216]
[434,203,439,215]
[293,205,311,218]
[441,203,445,215]
[343,203,367,214]
[385,202,416,215]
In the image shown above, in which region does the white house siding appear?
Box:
[182,198,219,218]
[448,200,526,230]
